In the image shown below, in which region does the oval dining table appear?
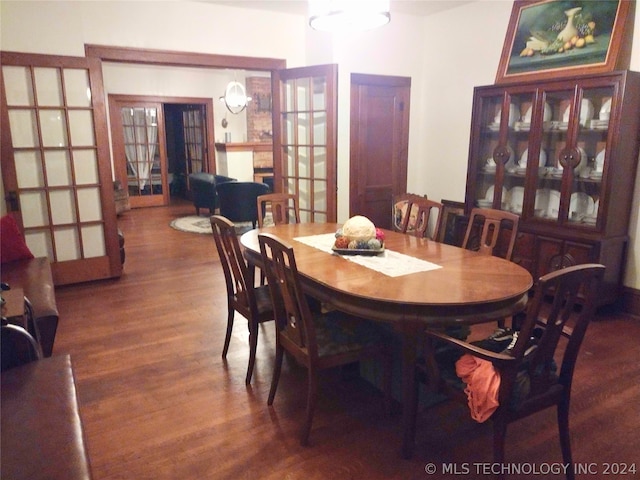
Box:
[240,223,533,458]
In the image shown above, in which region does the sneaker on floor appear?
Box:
[473,327,515,353]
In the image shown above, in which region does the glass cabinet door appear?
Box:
[533,84,612,227]
[472,91,535,213]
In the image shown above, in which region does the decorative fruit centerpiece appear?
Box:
[333,215,385,254]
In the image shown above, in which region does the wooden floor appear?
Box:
[53,201,640,480]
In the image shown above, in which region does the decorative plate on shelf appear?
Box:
[562,99,594,127]
[332,246,385,256]
[547,190,561,218]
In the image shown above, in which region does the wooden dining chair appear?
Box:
[462,207,519,261]
[393,193,424,232]
[258,232,392,446]
[210,215,276,384]
[257,193,300,227]
[462,207,520,329]
[396,196,443,240]
[414,264,604,480]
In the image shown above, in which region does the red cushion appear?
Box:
[1,215,34,264]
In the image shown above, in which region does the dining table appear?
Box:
[240,223,533,458]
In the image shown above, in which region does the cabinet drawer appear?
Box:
[534,236,597,279]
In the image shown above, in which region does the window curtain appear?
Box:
[121,107,158,189]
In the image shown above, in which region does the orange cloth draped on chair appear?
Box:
[455,354,501,423]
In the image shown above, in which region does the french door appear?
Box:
[273,64,338,223]
[1,51,122,285]
[182,104,207,177]
[109,96,168,208]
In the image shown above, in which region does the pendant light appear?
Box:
[308,0,390,32]
[219,81,252,114]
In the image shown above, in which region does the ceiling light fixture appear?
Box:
[309,0,390,32]
[219,81,252,114]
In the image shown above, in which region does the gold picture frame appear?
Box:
[496,0,635,84]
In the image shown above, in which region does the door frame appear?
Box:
[108,95,215,207]
[272,64,338,223]
[349,73,411,226]
[1,51,122,284]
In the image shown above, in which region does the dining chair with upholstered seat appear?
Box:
[257,193,300,227]
[210,215,276,384]
[258,232,392,446]
[395,195,443,240]
[413,263,604,480]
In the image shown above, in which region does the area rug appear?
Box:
[170,214,272,235]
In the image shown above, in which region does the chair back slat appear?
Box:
[258,233,317,357]
[393,193,443,239]
[462,208,519,261]
[508,263,604,398]
[257,193,300,227]
[210,215,256,312]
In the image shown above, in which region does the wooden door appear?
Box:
[1,51,122,285]
[109,97,169,208]
[350,74,410,229]
[272,64,338,223]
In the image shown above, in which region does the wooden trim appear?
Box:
[351,73,411,87]
[621,286,640,318]
[214,142,272,153]
[85,44,286,71]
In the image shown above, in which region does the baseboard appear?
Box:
[621,286,640,318]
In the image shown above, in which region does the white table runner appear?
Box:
[293,233,442,278]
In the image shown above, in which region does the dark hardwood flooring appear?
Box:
[53,201,640,479]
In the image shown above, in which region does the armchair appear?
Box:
[188,172,236,215]
[216,181,270,228]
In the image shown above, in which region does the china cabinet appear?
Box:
[464,70,640,306]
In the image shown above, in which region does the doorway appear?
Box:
[349,74,411,229]
[108,95,215,208]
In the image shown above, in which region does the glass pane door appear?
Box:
[1,53,121,285]
[274,65,337,223]
[109,98,168,208]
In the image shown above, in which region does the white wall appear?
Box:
[2,0,640,290]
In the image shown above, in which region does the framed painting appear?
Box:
[496,0,635,84]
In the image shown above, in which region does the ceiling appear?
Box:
[197,0,474,17]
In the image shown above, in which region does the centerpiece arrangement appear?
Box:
[332,215,385,256]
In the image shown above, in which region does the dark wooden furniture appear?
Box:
[258,232,392,446]
[464,71,640,306]
[462,208,520,260]
[417,264,605,480]
[240,223,533,457]
[257,193,300,227]
[1,354,93,480]
[393,194,443,240]
[210,215,276,385]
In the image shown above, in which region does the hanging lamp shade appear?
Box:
[220,81,252,114]
[309,0,390,32]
